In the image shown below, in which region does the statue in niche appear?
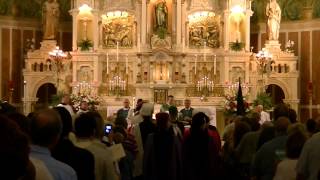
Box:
[78,67,92,82]
[136,72,142,83]
[266,0,281,41]
[42,0,60,40]
[155,0,168,32]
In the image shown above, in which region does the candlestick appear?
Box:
[126,54,128,74]
[195,55,197,75]
[214,54,217,75]
[204,42,206,62]
[116,41,119,62]
[107,53,109,74]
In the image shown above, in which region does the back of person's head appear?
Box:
[286,131,307,159]
[234,120,251,148]
[0,115,30,179]
[6,112,30,135]
[86,111,104,138]
[0,101,17,114]
[113,126,127,144]
[168,106,178,121]
[115,116,128,129]
[306,118,317,134]
[273,103,289,121]
[140,103,154,117]
[156,112,170,130]
[287,123,306,136]
[288,109,297,123]
[74,113,96,138]
[248,112,261,131]
[53,107,72,138]
[191,112,209,133]
[29,109,62,147]
[274,116,290,135]
[257,126,275,150]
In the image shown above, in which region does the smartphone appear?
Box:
[105,124,112,135]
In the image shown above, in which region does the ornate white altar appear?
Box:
[22,0,299,128]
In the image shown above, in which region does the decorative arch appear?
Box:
[265,78,289,99]
[32,77,56,98]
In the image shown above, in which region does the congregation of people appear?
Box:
[1,95,320,180]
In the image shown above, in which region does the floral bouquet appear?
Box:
[224,95,252,116]
[70,93,103,111]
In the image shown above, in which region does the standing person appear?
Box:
[127,99,144,125]
[256,105,271,125]
[57,94,75,118]
[251,117,290,180]
[117,99,131,123]
[144,113,182,180]
[77,101,89,115]
[179,99,194,123]
[296,131,320,180]
[29,109,77,180]
[274,131,307,180]
[74,113,119,180]
[160,95,175,112]
[139,103,157,147]
[52,107,95,180]
[182,112,220,180]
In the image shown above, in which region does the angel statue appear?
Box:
[266,0,281,41]
[42,0,60,40]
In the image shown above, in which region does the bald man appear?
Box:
[256,105,270,124]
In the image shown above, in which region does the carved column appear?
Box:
[245,9,253,51]
[71,10,79,51]
[92,10,99,50]
[224,10,230,51]
[176,0,182,48]
[141,0,147,47]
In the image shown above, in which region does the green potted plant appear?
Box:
[78,39,93,51]
[229,40,245,51]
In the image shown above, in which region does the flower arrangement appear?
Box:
[70,94,102,111]
[224,95,252,116]
[78,39,93,51]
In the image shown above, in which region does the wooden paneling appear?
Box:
[12,29,22,103]
[62,32,72,51]
[261,33,267,48]
[1,28,10,100]
[300,31,310,105]
[250,33,259,53]
[312,30,320,104]
[35,30,42,49]
[278,32,286,50]
[288,32,299,56]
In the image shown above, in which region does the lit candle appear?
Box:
[107,53,109,74]
[195,55,197,75]
[126,54,128,74]
[116,41,119,62]
[204,42,206,62]
[214,54,217,75]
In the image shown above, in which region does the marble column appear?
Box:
[92,10,99,50]
[176,0,182,48]
[141,0,147,47]
[245,9,253,51]
[224,10,230,51]
[71,10,79,51]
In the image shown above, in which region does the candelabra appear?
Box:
[48,46,68,91]
[225,81,249,97]
[109,75,127,96]
[255,48,273,91]
[74,81,94,96]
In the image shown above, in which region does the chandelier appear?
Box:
[255,48,273,75]
[48,46,69,89]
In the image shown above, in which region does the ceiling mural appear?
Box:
[0,0,71,21]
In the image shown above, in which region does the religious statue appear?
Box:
[155,0,168,31]
[266,0,281,41]
[42,0,60,40]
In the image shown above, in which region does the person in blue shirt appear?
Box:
[29,109,78,180]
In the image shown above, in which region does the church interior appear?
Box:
[1,0,320,180]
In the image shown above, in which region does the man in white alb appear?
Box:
[256,105,271,124]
